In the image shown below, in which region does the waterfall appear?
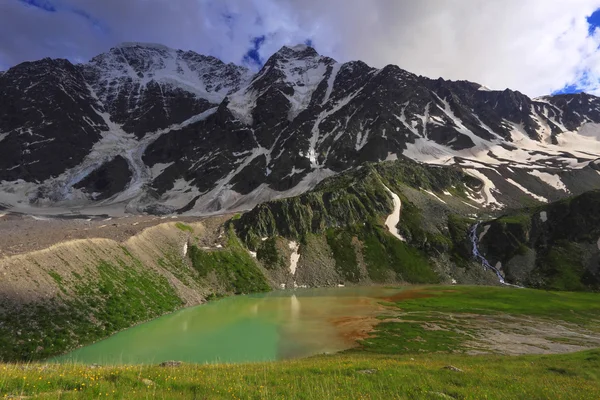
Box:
[469,222,507,284]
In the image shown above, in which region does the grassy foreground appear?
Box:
[2,286,600,399]
[1,351,599,399]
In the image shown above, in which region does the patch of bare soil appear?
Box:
[330,315,381,345]
[396,311,600,356]
[464,314,600,355]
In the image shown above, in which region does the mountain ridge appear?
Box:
[2,42,600,216]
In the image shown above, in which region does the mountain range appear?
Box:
[2,42,600,215]
[4,43,600,361]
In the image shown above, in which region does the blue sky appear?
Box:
[3,1,600,97]
[553,9,600,94]
[242,35,267,68]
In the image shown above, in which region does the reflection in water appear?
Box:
[53,287,404,365]
[290,294,300,321]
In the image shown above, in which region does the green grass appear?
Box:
[324,224,440,284]
[175,222,194,233]
[377,231,440,284]
[1,350,599,399]
[447,214,475,268]
[359,320,468,354]
[0,257,184,362]
[362,225,440,284]
[496,213,532,227]
[383,286,600,328]
[325,228,361,282]
[47,271,64,285]
[256,237,285,270]
[2,286,600,398]
[533,241,587,291]
[355,285,600,356]
[188,245,270,295]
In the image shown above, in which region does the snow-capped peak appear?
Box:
[228,44,336,124]
[272,44,322,61]
[115,42,173,51]
[288,44,310,52]
[86,43,252,105]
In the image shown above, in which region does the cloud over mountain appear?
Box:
[2,0,600,96]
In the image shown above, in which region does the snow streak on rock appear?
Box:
[383,185,405,242]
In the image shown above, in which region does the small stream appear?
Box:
[469,222,507,284]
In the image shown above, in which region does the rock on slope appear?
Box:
[475,190,600,291]
[234,156,600,292]
[234,157,500,288]
[2,43,600,214]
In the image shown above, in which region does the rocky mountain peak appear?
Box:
[3,42,600,216]
[276,44,320,58]
[267,44,335,65]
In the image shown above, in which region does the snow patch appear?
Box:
[422,189,447,204]
[528,170,569,193]
[383,185,405,242]
[288,241,300,275]
[307,86,364,168]
[540,211,548,222]
[93,44,252,106]
[355,129,370,151]
[505,178,548,203]
[150,162,174,178]
[464,169,502,208]
[461,200,480,210]
[322,63,341,105]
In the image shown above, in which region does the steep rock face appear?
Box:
[82,43,252,138]
[234,157,500,288]
[73,155,132,201]
[476,190,600,290]
[0,58,108,182]
[235,157,600,292]
[2,42,600,215]
[142,104,263,212]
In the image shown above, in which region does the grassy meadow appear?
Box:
[1,286,599,399]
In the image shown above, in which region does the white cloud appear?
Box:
[2,0,600,97]
[256,0,600,96]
